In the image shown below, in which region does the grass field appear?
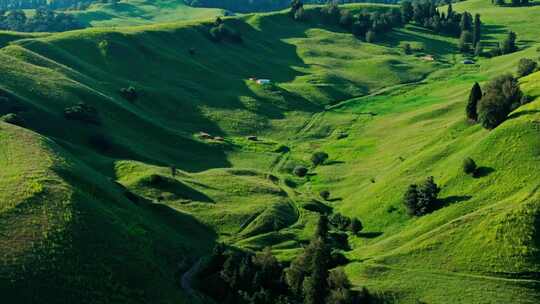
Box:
[0,1,539,303]
[72,0,224,27]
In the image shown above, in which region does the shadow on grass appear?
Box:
[357,231,383,239]
[325,160,345,165]
[327,197,343,202]
[474,166,495,178]
[508,109,540,120]
[437,195,472,209]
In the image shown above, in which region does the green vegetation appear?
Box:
[0,1,540,303]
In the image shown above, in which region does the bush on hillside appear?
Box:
[120,86,138,102]
[311,151,329,166]
[64,102,100,124]
[517,58,538,77]
[403,177,440,216]
[0,113,25,126]
[463,157,477,176]
[208,19,242,43]
[403,43,412,55]
[350,218,363,235]
[320,190,330,200]
[477,74,523,129]
[293,166,308,177]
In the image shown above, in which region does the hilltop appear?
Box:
[0,1,539,303]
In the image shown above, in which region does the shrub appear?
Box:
[293,166,308,177]
[320,190,330,200]
[463,157,477,175]
[349,218,363,234]
[329,213,351,231]
[403,43,412,54]
[0,113,25,126]
[517,58,537,77]
[311,151,329,166]
[120,86,138,102]
[403,177,440,216]
[64,102,100,124]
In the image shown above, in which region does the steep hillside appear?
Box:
[0,2,539,303]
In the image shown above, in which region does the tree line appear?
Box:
[196,213,369,304]
[0,7,82,32]
[291,0,405,43]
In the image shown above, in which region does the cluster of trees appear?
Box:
[208,17,243,43]
[403,176,440,216]
[64,102,100,124]
[492,0,531,6]
[120,86,138,102]
[329,212,363,235]
[466,72,532,129]
[199,215,369,304]
[311,1,404,42]
[487,31,519,57]
[0,7,82,32]
[401,1,482,52]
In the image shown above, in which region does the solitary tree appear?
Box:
[463,157,477,175]
[311,151,329,166]
[473,14,481,47]
[466,82,482,121]
[517,58,538,77]
[404,184,419,216]
[501,31,517,54]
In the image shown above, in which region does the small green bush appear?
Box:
[311,151,329,166]
[64,102,100,124]
[0,113,25,126]
[120,86,138,102]
[293,166,308,177]
[463,157,477,175]
[320,190,330,200]
[517,58,538,77]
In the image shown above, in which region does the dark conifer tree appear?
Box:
[473,14,481,47]
[467,82,482,121]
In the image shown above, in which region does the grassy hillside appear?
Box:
[0,1,539,303]
[72,0,224,27]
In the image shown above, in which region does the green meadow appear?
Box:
[0,1,539,303]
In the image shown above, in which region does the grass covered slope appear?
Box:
[0,122,216,304]
[0,1,540,303]
[72,0,224,27]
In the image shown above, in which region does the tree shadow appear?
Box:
[437,195,472,209]
[508,110,540,120]
[327,197,343,202]
[474,166,495,178]
[143,175,215,203]
[381,26,458,58]
[357,231,383,239]
[325,160,345,165]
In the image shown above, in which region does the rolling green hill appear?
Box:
[0,1,539,303]
[72,0,224,27]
